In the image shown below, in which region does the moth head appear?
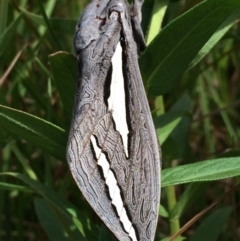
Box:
[73,0,110,55]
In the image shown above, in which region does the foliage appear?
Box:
[0,0,240,240]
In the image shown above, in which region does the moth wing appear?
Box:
[67,1,161,241]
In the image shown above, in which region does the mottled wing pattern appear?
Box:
[66,1,161,241]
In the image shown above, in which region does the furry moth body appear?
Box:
[66,0,161,240]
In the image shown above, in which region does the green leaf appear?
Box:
[0,14,22,57]
[49,52,76,121]
[156,114,182,144]
[0,0,8,35]
[1,172,96,241]
[146,0,168,44]
[20,7,77,35]
[162,157,240,187]
[189,207,232,241]
[0,181,32,192]
[139,0,240,96]
[154,95,191,149]
[34,198,70,241]
[36,0,61,49]
[159,204,169,218]
[168,95,192,158]
[0,104,67,162]
[154,109,188,144]
[189,8,240,68]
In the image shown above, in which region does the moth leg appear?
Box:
[131,16,146,52]
[133,0,144,23]
[132,0,146,52]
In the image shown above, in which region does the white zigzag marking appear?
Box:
[90,135,137,241]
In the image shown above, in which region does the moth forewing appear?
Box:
[67,0,161,241]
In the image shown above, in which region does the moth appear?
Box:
[66,0,161,240]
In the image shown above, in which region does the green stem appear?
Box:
[167,186,180,234]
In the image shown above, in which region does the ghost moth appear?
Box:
[66,0,161,240]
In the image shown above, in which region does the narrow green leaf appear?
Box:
[154,110,186,144]
[36,0,61,49]
[0,182,32,192]
[0,14,22,57]
[34,198,70,241]
[159,204,169,218]
[10,142,38,180]
[0,104,67,162]
[43,0,57,17]
[189,207,232,241]
[20,7,76,35]
[141,0,154,36]
[0,0,8,35]
[189,8,240,68]
[49,52,76,120]
[0,172,96,241]
[139,0,240,96]
[162,157,240,187]
[157,116,182,144]
[168,95,191,158]
[198,76,214,153]
[146,0,168,44]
